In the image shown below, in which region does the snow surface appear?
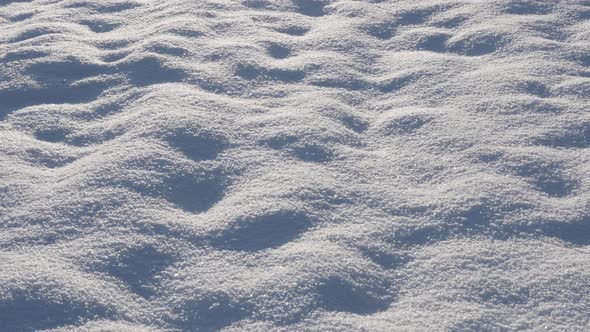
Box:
[1,0,590,331]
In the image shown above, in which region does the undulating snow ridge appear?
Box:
[1,0,589,331]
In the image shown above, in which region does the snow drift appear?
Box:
[1,0,589,331]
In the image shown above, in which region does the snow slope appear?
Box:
[1,0,589,331]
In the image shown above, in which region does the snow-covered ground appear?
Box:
[1,0,589,331]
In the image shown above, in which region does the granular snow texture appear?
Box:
[1,0,590,331]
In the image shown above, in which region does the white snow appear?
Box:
[1,0,589,331]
